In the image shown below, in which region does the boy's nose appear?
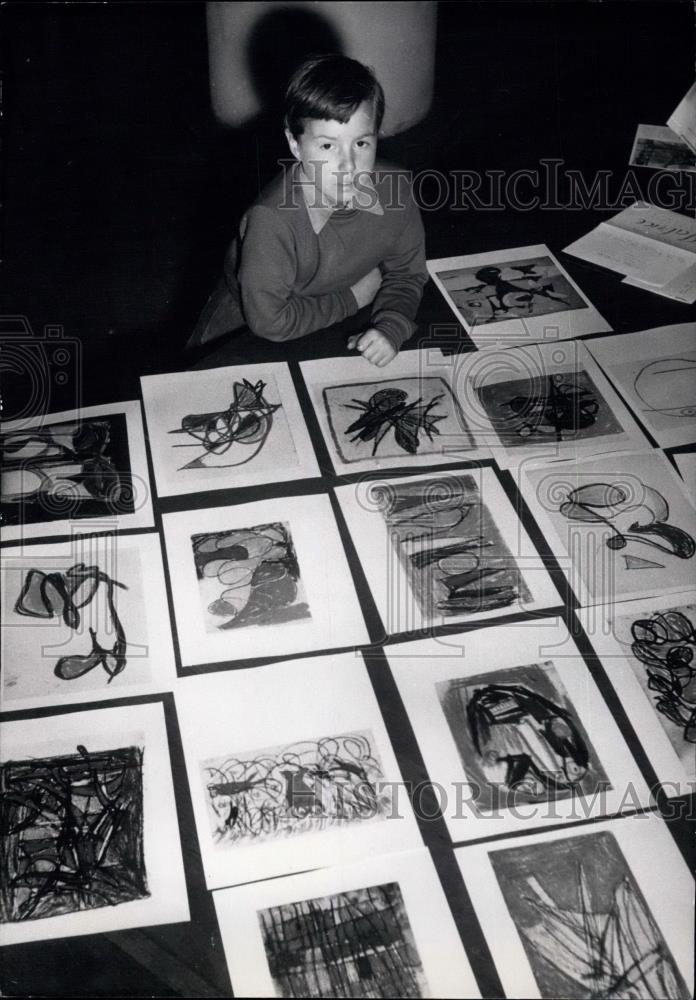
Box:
[338,150,355,176]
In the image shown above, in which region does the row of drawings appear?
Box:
[1,323,693,542]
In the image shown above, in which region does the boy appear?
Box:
[187,54,427,367]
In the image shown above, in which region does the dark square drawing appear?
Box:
[1,414,135,527]
[436,660,610,811]
[202,730,391,846]
[322,377,472,463]
[477,369,624,447]
[435,255,587,326]
[1,744,148,923]
[378,474,531,619]
[192,521,310,633]
[258,881,428,998]
[490,831,689,999]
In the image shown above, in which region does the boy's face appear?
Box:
[286,100,377,208]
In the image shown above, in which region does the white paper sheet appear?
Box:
[622,264,696,303]
[586,324,696,448]
[175,651,422,889]
[162,493,368,667]
[140,362,319,497]
[1,400,154,543]
[385,617,650,843]
[668,80,696,155]
[1,532,176,711]
[675,451,696,501]
[213,847,481,999]
[455,339,648,468]
[629,123,696,172]
[455,813,694,1000]
[0,701,189,945]
[427,244,611,348]
[519,449,696,606]
[335,467,561,636]
[299,348,491,474]
[578,592,696,792]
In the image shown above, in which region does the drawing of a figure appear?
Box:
[559,481,695,560]
[376,475,529,619]
[631,608,696,746]
[490,831,689,999]
[259,882,428,998]
[203,732,389,845]
[633,358,696,418]
[1,744,149,922]
[437,661,608,810]
[14,563,128,682]
[192,522,310,632]
[1,416,135,527]
[169,378,281,470]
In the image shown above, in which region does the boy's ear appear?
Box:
[285,128,300,160]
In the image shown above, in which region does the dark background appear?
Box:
[1,2,695,997]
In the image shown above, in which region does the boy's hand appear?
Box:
[350,267,382,309]
[347,328,397,367]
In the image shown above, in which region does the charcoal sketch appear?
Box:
[14,563,128,683]
[477,371,623,447]
[323,377,469,462]
[1,744,148,923]
[192,522,310,632]
[435,255,586,326]
[376,474,530,618]
[630,605,696,752]
[258,881,428,998]
[436,661,608,810]
[1,415,135,527]
[202,732,390,846]
[559,482,696,560]
[633,357,696,418]
[490,830,689,999]
[168,378,282,470]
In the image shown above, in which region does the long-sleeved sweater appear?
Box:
[220,159,428,349]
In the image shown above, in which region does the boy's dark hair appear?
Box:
[284,54,385,138]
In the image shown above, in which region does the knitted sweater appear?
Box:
[222,160,428,349]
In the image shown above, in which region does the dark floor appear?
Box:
[1,2,695,997]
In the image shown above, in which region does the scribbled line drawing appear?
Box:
[490,831,689,999]
[376,475,530,618]
[436,255,587,326]
[477,371,624,447]
[559,482,696,559]
[633,358,696,418]
[322,378,468,464]
[0,416,134,526]
[631,608,696,746]
[1,745,148,923]
[436,661,608,811]
[192,522,310,632]
[14,563,128,683]
[168,378,282,470]
[202,732,389,846]
[258,882,428,999]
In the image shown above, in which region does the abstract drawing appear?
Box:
[633,357,696,419]
[559,482,696,560]
[258,881,428,998]
[192,522,310,633]
[477,371,623,447]
[436,661,609,811]
[202,731,390,846]
[490,831,689,999]
[376,474,530,618]
[630,604,696,752]
[14,563,128,682]
[168,378,282,470]
[435,255,587,326]
[1,415,134,527]
[1,744,148,923]
[323,378,469,462]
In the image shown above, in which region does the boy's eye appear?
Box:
[319,143,333,151]
[356,140,371,148]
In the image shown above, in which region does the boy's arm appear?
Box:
[237,206,358,341]
[370,178,428,350]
